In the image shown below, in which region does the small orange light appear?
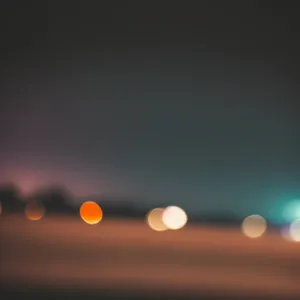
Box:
[25,200,45,221]
[80,201,103,225]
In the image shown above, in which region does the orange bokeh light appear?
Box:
[80,201,103,225]
[147,208,168,231]
[25,200,45,221]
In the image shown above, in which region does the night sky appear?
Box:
[1,2,300,217]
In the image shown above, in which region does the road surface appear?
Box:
[0,215,299,299]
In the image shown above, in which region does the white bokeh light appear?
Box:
[289,219,300,242]
[162,206,188,230]
[241,214,267,238]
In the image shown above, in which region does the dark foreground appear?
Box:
[0,215,299,299]
[2,285,300,300]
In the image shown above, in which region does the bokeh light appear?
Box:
[146,208,168,231]
[25,200,45,221]
[241,214,267,238]
[80,201,103,225]
[162,206,188,230]
[289,219,300,242]
[283,200,300,222]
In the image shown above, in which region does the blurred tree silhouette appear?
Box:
[191,212,242,227]
[29,186,77,215]
[0,183,25,213]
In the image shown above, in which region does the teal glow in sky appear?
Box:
[268,199,300,224]
[283,200,300,222]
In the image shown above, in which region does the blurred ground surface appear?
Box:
[0,215,299,299]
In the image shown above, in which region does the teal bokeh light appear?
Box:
[283,200,300,222]
[267,198,300,224]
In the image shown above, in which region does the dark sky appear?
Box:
[1,2,300,217]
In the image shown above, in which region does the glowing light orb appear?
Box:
[241,215,267,238]
[25,200,45,221]
[289,219,300,242]
[147,208,168,231]
[80,201,103,225]
[162,206,188,230]
[283,200,300,222]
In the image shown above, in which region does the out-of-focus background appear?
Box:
[1,1,300,299]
